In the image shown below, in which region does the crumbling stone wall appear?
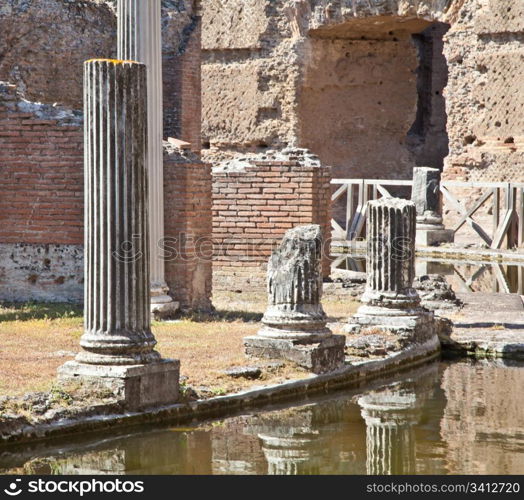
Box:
[299,32,421,180]
[443,0,524,183]
[202,0,453,179]
[202,0,524,185]
[0,0,201,144]
[0,0,116,108]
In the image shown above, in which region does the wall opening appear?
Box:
[407,22,451,170]
[298,16,450,180]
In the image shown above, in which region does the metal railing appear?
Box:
[331,178,524,249]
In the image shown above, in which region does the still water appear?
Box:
[335,255,524,295]
[1,359,523,475]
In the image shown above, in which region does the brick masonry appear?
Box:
[212,159,332,292]
[164,143,213,311]
[0,83,84,247]
[0,84,212,308]
[163,17,202,151]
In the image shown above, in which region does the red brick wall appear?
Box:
[164,145,212,310]
[0,83,83,246]
[163,18,202,150]
[212,160,332,291]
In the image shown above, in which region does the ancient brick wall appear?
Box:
[0,86,212,308]
[164,144,213,311]
[0,82,84,302]
[162,1,203,148]
[0,83,84,246]
[212,154,331,292]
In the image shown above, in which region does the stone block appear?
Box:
[244,334,346,374]
[58,359,180,411]
[345,309,435,347]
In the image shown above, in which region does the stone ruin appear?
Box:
[412,166,454,246]
[244,225,345,374]
[58,59,179,410]
[346,198,437,355]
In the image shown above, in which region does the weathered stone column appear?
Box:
[117,0,178,319]
[358,389,419,475]
[412,167,454,246]
[244,225,345,373]
[58,59,179,409]
[346,199,436,349]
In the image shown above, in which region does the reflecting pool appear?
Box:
[1,359,523,475]
[334,255,524,295]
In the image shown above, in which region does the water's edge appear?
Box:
[0,337,441,449]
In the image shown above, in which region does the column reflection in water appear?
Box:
[358,388,420,475]
[246,405,340,475]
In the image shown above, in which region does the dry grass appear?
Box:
[0,293,360,398]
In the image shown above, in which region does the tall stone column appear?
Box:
[117,0,178,319]
[244,225,345,373]
[346,199,436,350]
[59,59,179,409]
[412,167,454,246]
[358,389,420,475]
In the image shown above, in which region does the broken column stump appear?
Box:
[244,225,345,374]
[345,198,436,351]
[58,59,180,410]
[412,166,454,246]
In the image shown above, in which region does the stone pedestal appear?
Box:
[412,167,454,246]
[346,199,435,347]
[118,0,178,319]
[58,59,179,410]
[244,225,345,374]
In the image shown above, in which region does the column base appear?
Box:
[243,334,346,374]
[416,227,454,247]
[151,295,180,320]
[345,307,436,348]
[58,359,180,410]
[151,284,179,320]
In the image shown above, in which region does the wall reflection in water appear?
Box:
[1,359,523,475]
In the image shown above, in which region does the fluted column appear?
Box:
[80,59,158,365]
[358,391,419,475]
[345,198,437,347]
[59,59,180,409]
[361,198,420,312]
[118,0,176,316]
[260,225,329,339]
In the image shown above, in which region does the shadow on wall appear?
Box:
[299,16,450,181]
